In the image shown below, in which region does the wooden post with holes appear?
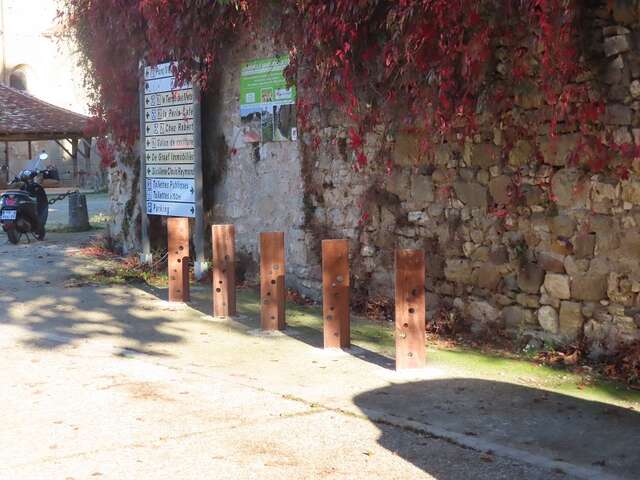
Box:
[212,224,236,317]
[395,249,426,369]
[260,232,285,330]
[322,239,350,349]
[168,217,190,303]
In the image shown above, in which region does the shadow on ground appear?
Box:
[0,235,184,357]
[185,285,396,370]
[354,379,640,480]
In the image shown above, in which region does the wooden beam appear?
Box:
[27,141,32,160]
[71,138,78,187]
[168,217,190,303]
[212,225,236,317]
[322,239,350,349]
[395,249,426,370]
[82,137,91,185]
[0,132,83,142]
[260,232,286,331]
[54,139,73,158]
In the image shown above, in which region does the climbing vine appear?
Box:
[58,0,625,174]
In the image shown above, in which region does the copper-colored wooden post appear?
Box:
[322,239,350,349]
[260,232,285,330]
[167,217,190,303]
[395,249,426,369]
[212,225,236,317]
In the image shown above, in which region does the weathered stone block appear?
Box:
[517,293,540,308]
[385,169,411,197]
[605,104,632,125]
[591,179,619,213]
[392,133,421,166]
[444,258,474,284]
[538,251,565,273]
[477,263,501,290]
[559,301,584,340]
[607,272,636,306]
[544,273,571,300]
[574,234,596,259]
[524,185,544,206]
[504,305,534,329]
[407,211,426,224]
[538,306,559,334]
[489,246,509,265]
[508,140,533,167]
[489,175,511,205]
[517,263,545,294]
[470,143,499,168]
[571,274,608,301]
[551,168,588,208]
[604,35,631,57]
[622,180,640,204]
[411,175,435,204]
[548,215,576,237]
[611,0,636,24]
[468,300,500,324]
[453,181,488,209]
[539,134,578,167]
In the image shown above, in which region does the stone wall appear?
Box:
[107,1,640,356]
[296,3,640,357]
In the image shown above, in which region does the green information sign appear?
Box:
[240,56,297,142]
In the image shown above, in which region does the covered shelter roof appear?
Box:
[0,83,90,142]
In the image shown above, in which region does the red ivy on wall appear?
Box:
[58,0,629,173]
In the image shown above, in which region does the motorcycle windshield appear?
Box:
[10,157,43,184]
[22,157,43,173]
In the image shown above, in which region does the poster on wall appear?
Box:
[240,56,297,143]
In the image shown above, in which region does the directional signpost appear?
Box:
[139,61,207,282]
[142,62,197,218]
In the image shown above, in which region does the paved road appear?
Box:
[0,232,637,480]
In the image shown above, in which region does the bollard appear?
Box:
[167,217,190,303]
[322,239,350,349]
[260,232,285,330]
[212,224,236,317]
[395,249,426,370]
[68,192,90,231]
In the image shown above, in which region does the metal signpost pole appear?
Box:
[139,64,152,264]
[193,82,207,280]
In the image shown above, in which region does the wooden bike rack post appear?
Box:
[212,224,236,317]
[167,217,190,303]
[322,239,350,349]
[260,232,286,330]
[395,249,426,369]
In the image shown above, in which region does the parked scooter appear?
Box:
[0,151,59,244]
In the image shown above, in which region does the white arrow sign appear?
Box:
[145,119,194,137]
[146,134,194,151]
[144,77,192,94]
[144,62,176,80]
[144,90,194,108]
[146,178,195,203]
[146,149,195,164]
[147,201,195,218]
[147,164,195,179]
[145,104,194,122]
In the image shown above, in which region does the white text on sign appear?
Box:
[146,178,195,203]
